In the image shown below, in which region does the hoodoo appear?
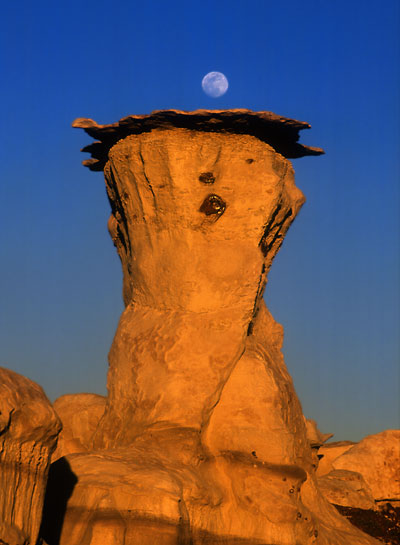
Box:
[39,110,380,544]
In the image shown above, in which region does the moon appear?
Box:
[201,72,229,98]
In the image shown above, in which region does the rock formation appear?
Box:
[51,393,106,461]
[316,441,356,477]
[332,430,400,503]
[317,430,400,509]
[305,420,334,450]
[0,367,61,545]
[39,109,380,544]
[317,469,376,510]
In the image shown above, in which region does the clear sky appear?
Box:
[1,0,399,442]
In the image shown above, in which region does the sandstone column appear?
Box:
[60,110,379,545]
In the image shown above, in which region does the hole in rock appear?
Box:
[199,172,215,184]
[199,194,226,216]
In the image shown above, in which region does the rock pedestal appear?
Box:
[0,367,61,545]
[40,110,380,544]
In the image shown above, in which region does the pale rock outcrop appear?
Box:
[332,430,400,502]
[316,441,356,477]
[305,419,334,472]
[40,110,380,545]
[305,420,334,449]
[317,469,376,510]
[52,393,106,460]
[0,367,61,545]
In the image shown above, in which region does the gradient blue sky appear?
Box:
[1,0,399,441]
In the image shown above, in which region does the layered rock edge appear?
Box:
[72,108,324,171]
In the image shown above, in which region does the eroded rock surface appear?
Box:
[316,441,356,477]
[0,367,61,545]
[318,469,376,510]
[44,111,381,544]
[305,419,334,449]
[94,129,306,450]
[52,393,106,460]
[332,430,400,502]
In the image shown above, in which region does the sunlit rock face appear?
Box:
[330,430,400,503]
[51,393,106,461]
[42,111,380,545]
[0,367,61,545]
[95,129,306,451]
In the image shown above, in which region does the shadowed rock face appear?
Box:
[48,111,380,544]
[0,367,61,545]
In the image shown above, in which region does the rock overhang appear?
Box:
[72,108,324,171]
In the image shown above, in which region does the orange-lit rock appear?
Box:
[0,367,61,545]
[52,393,106,460]
[316,441,356,477]
[39,110,380,544]
[94,128,306,450]
[317,469,376,510]
[332,430,400,502]
[305,419,334,449]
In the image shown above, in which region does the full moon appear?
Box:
[201,71,229,98]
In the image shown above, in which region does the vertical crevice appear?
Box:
[138,147,157,205]
[106,164,132,256]
[177,496,193,545]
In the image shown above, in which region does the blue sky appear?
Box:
[0,0,399,441]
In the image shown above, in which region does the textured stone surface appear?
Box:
[0,367,61,545]
[52,393,106,461]
[316,441,356,476]
[42,447,380,545]
[0,521,28,545]
[305,419,334,472]
[318,470,376,510]
[93,129,307,448]
[305,419,334,449]
[47,113,381,544]
[333,430,400,502]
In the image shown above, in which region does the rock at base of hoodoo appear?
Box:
[0,367,61,545]
[52,393,106,460]
[317,469,376,510]
[332,430,400,503]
